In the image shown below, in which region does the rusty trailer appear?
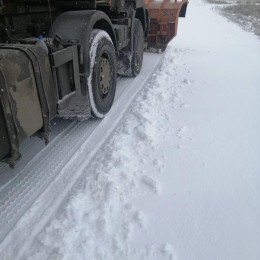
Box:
[145,0,188,51]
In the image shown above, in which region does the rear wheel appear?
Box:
[88,29,117,118]
[130,19,144,77]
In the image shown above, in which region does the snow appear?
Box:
[1,0,260,259]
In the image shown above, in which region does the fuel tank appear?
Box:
[0,43,56,165]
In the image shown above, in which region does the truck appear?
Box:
[0,0,188,167]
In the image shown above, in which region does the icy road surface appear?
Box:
[1,0,260,259]
[0,53,163,248]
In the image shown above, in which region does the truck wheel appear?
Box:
[88,29,117,119]
[130,19,144,77]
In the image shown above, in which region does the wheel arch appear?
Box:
[51,10,118,93]
[93,19,117,53]
[179,2,188,18]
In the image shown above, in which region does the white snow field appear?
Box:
[1,0,260,259]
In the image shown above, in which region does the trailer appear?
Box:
[0,0,188,167]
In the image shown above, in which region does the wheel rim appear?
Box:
[98,55,112,99]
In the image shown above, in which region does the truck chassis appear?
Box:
[0,0,187,167]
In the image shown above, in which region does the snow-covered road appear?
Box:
[1,0,260,259]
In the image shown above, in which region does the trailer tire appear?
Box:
[88,29,117,119]
[130,19,144,77]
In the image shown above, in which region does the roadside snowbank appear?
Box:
[23,43,191,260]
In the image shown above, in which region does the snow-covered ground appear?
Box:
[205,0,260,37]
[1,0,260,259]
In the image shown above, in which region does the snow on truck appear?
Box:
[0,0,188,167]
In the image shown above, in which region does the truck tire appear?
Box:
[88,29,117,119]
[130,19,144,77]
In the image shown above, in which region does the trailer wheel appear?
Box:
[130,19,144,77]
[88,30,117,118]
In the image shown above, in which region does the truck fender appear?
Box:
[50,10,118,95]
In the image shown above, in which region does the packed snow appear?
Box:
[205,0,260,38]
[1,0,260,259]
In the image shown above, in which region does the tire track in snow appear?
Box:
[22,46,191,260]
[0,53,163,254]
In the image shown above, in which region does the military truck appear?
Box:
[0,0,188,167]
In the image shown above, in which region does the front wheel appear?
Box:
[88,29,117,119]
